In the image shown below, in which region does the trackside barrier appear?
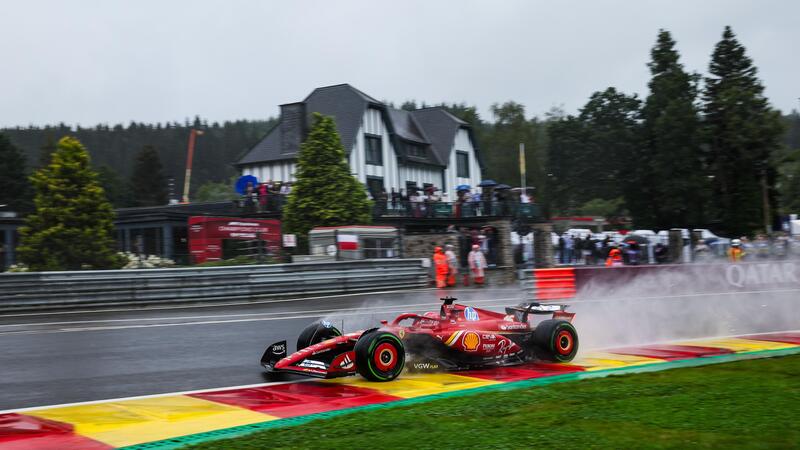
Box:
[524,261,800,301]
[0,259,428,310]
[522,268,576,301]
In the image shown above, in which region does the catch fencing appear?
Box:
[0,259,428,309]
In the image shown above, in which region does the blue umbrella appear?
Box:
[235,175,259,195]
[456,184,471,191]
[478,179,498,187]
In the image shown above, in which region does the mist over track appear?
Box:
[0,284,796,411]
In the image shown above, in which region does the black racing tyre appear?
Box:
[533,319,579,362]
[354,330,405,382]
[296,320,342,351]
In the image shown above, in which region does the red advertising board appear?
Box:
[188,216,281,263]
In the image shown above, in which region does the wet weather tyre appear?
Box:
[354,330,405,381]
[533,319,578,362]
[296,320,341,351]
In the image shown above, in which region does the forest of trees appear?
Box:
[2,27,799,236]
[2,118,275,208]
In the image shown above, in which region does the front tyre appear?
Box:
[354,330,405,381]
[533,319,578,362]
[296,320,341,351]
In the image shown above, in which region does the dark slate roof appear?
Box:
[386,108,428,143]
[236,122,283,165]
[303,84,381,154]
[410,108,468,167]
[236,84,478,170]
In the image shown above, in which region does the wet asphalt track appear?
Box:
[0,285,798,411]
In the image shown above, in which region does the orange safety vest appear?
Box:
[605,248,622,267]
[728,247,743,262]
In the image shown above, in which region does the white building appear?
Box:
[236,84,484,198]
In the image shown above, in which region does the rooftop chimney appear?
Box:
[280,102,306,154]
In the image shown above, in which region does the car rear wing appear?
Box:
[505,302,575,323]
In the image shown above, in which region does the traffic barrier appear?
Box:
[523,268,576,300]
[0,259,428,310]
[522,261,800,302]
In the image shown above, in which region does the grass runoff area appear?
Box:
[187,356,800,450]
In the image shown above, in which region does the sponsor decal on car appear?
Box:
[412,362,440,370]
[482,344,496,351]
[299,359,327,370]
[398,329,405,339]
[481,334,496,339]
[462,331,480,351]
[339,354,354,370]
[271,343,286,354]
[321,320,333,329]
[464,306,480,321]
[500,323,527,331]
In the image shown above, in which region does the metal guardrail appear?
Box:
[0,259,428,309]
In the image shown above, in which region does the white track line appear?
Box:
[0,287,521,318]
[0,298,521,329]
[0,299,523,336]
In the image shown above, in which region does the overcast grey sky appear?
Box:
[2,0,798,127]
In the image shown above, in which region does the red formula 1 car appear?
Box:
[261,297,578,382]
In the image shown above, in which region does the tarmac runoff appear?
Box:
[0,331,798,450]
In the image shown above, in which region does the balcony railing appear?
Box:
[236,196,540,220]
[373,201,540,219]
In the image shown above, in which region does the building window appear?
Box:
[456,151,470,178]
[365,134,383,165]
[406,143,426,158]
[366,176,384,199]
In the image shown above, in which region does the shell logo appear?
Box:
[462,331,480,351]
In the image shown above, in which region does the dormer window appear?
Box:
[406,143,426,158]
[365,134,383,165]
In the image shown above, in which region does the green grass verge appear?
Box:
[184,355,800,450]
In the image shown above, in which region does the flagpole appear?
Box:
[519,143,526,192]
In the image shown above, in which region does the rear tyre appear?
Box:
[296,320,341,351]
[354,330,405,381]
[533,319,578,362]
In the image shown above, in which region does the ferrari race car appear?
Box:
[261,297,578,382]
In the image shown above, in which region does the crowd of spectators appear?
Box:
[241,181,292,213]
[372,186,533,218]
[556,231,800,266]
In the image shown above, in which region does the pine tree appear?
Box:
[639,30,707,229]
[130,145,168,206]
[97,164,134,207]
[17,137,123,271]
[283,113,372,240]
[703,26,784,236]
[0,133,31,213]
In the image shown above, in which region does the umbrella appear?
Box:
[235,175,259,195]
[494,184,512,190]
[624,234,650,245]
[478,179,498,187]
[456,184,471,191]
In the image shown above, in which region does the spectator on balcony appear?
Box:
[377,188,388,215]
[258,182,269,211]
[390,188,399,212]
[409,190,422,217]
